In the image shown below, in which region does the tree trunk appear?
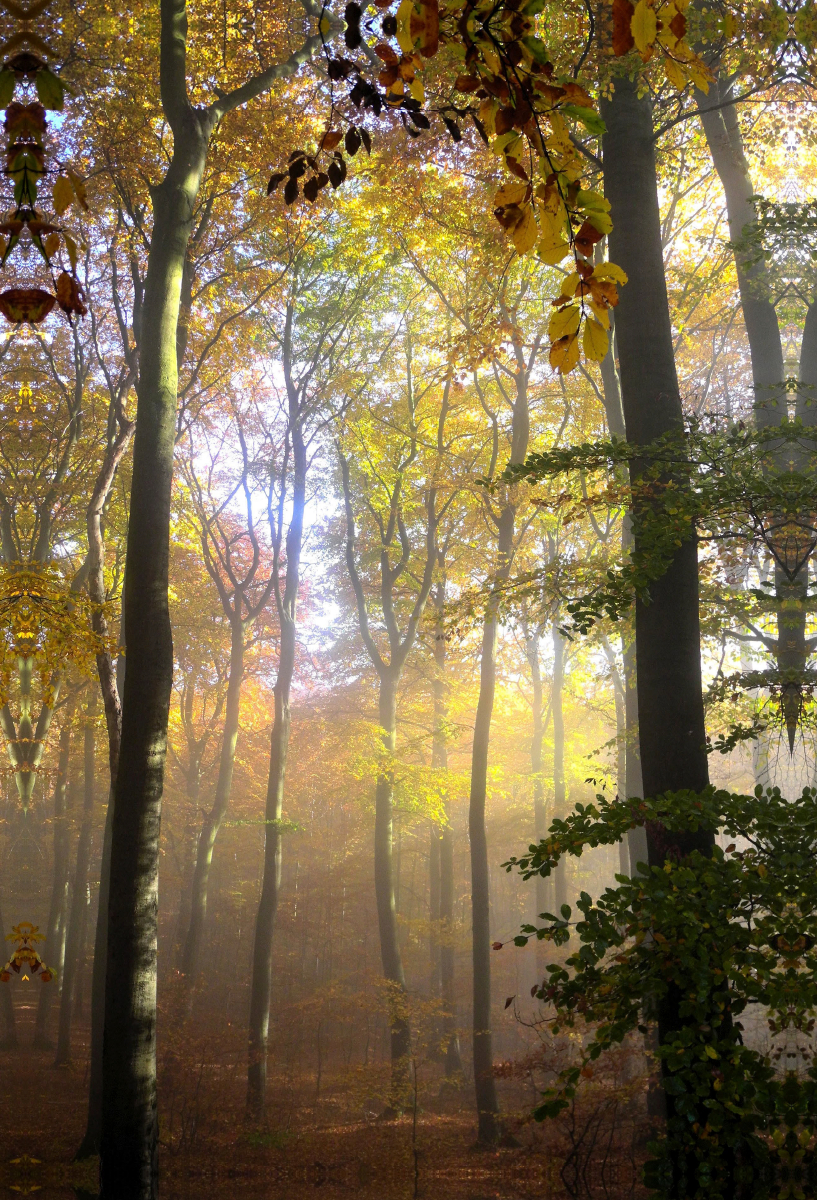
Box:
[431,580,462,1075]
[469,366,529,1142]
[181,619,244,990]
[470,600,503,1142]
[55,691,97,1065]
[551,623,567,913]
[246,406,306,1118]
[34,720,73,1049]
[373,671,411,1110]
[429,824,441,994]
[524,618,551,988]
[601,72,713,1156]
[601,76,711,828]
[100,112,211,1200]
[698,81,785,428]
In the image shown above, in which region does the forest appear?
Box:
[0,0,812,1196]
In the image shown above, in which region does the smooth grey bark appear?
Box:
[523,615,550,965]
[77,476,126,1161]
[429,823,441,988]
[469,329,535,1143]
[430,575,462,1076]
[701,79,813,751]
[339,404,440,1108]
[601,633,629,876]
[55,690,97,1065]
[98,4,320,1190]
[550,623,567,913]
[601,76,711,823]
[181,619,244,986]
[698,81,785,428]
[246,386,307,1118]
[600,74,714,1156]
[34,718,73,1049]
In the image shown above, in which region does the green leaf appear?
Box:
[562,104,606,137]
[0,69,15,109]
[35,69,64,111]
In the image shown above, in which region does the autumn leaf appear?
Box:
[549,333,580,373]
[66,169,89,211]
[583,318,609,362]
[320,130,343,151]
[631,0,658,57]
[512,206,537,254]
[593,263,628,285]
[52,173,73,215]
[0,287,55,323]
[548,304,581,340]
[494,181,529,208]
[612,0,635,54]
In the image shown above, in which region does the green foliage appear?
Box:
[500,419,817,638]
[505,786,817,1198]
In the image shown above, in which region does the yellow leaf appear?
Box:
[319,15,331,33]
[409,77,425,103]
[704,1044,719,1059]
[512,206,538,254]
[64,233,78,270]
[686,56,712,92]
[583,318,609,362]
[589,300,610,329]
[495,181,529,208]
[631,0,657,54]
[560,271,580,297]
[549,333,580,374]
[67,169,89,211]
[44,232,60,257]
[479,97,499,136]
[663,57,688,90]
[537,232,571,265]
[593,263,628,285]
[548,304,581,340]
[396,0,415,53]
[52,174,73,217]
[587,210,613,235]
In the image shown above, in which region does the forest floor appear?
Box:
[0,1004,649,1199]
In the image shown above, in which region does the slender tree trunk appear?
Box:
[55,691,97,1065]
[181,619,244,989]
[100,111,211,1199]
[373,671,411,1110]
[431,580,462,1075]
[429,825,441,993]
[77,630,122,1160]
[246,409,306,1118]
[469,367,529,1142]
[524,618,551,987]
[470,601,503,1141]
[34,721,73,1049]
[622,625,647,869]
[551,623,567,913]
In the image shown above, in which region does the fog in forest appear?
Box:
[0,0,814,1197]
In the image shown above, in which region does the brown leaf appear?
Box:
[55,271,87,316]
[374,41,399,63]
[612,0,635,54]
[320,129,343,150]
[0,287,55,323]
